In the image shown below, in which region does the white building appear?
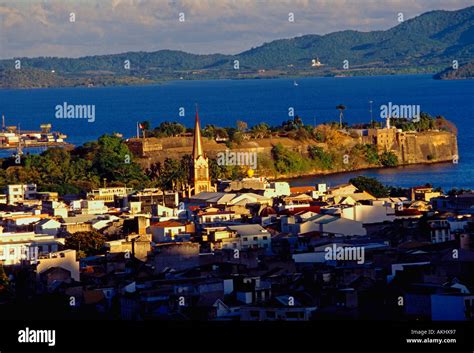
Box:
[5,184,37,204]
[150,220,187,243]
[86,186,133,203]
[263,182,291,198]
[197,209,241,225]
[3,213,48,232]
[339,204,396,224]
[0,232,60,265]
[154,204,178,218]
[77,200,109,215]
[311,183,328,198]
[428,220,453,243]
[35,218,62,236]
[282,214,366,237]
[91,215,120,230]
[41,200,68,218]
[36,249,80,281]
[129,201,142,214]
[225,224,271,250]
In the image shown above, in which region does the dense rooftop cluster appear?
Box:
[0,177,473,321]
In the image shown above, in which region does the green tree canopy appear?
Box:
[65,231,107,258]
[349,176,390,198]
[380,151,398,167]
[152,121,186,137]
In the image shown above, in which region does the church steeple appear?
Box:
[192,107,204,159]
[190,106,215,195]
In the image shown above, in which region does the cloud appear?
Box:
[0,0,472,59]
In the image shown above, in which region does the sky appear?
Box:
[0,0,472,59]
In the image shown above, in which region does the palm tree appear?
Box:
[336,104,346,128]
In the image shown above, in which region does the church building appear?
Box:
[190,109,216,195]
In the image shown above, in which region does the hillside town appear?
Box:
[0,112,472,322]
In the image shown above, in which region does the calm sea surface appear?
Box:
[0,75,473,190]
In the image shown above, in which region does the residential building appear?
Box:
[41,200,68,218]
[428,219,453,243]
[36,249,80,281]
[152,242,200,273]
[226,224,271,250]
[76,200,109,215]
[4,184,37,204]
[196,208,241,225]
[339,204,396,224]
[0,231,60,265]
[150,220,188,243]
[87,186,133,203]
[131,189,179,211]
[281,214,367,237]
[35,218,62,236]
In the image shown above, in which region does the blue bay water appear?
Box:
[0,75,473,190]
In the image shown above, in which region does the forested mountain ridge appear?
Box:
[1,6,473,88]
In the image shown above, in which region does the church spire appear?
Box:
[189,105,216,196]
[192,105,204,159]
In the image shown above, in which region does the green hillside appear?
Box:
[434,61,474,79]
[1,5,473,88]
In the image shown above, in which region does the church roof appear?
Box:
[192,109,204,159]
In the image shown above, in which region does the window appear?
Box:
[243,237,248,241]
[253,237,258,241]
[263,236,268,240]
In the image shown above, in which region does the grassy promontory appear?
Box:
[133,113,458,183]
[0,113,457,196]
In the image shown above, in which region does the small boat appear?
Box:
[293,81,299,86]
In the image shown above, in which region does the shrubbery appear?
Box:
[380,151,398,167]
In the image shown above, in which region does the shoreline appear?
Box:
[0,71,438,90]
[269,159,456,185]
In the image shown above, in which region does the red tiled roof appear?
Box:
[278,206,321,216]
[151,220,185,228]
[396,209,423,216]
[290,186,316,194]
[260,206,277,216]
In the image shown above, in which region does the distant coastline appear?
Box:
[0,66,444,90]
[1,5,472,89]
[434,61,474,80]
